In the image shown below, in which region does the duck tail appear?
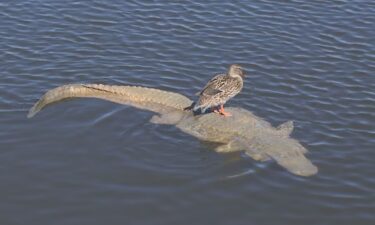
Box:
[193,103,201,112]
[182,100,200,111]
[185,102,210,115]
[183,102,202,116]
[184,102,197,111]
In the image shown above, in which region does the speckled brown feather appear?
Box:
[194,66,244,112]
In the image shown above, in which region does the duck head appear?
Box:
[228,64,245,78]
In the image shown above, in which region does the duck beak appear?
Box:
[240,71,246,78]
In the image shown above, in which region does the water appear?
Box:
[0,1,374,224]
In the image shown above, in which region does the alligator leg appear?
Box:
[214,138,246,153]
[214,138,270,162]
[149,111,184,125]
[244,149,270,161]
[243,138,271,161]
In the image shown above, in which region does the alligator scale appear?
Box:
[28,84,318,176]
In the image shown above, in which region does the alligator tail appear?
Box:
[28,84,193,118]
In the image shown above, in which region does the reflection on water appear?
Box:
[0,1,374,225]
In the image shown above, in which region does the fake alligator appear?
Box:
[28,84,318,176]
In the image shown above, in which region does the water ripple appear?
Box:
[0,0,374,224]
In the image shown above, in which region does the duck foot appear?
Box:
[213,105,232,117]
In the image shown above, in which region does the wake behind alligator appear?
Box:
[28,84,318,176]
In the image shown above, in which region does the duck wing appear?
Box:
[196,74,226,96]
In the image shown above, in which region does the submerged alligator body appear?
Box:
[28,84,318,176]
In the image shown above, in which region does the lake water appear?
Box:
[0,1,374,224]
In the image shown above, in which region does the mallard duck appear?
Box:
[193,64,245,116]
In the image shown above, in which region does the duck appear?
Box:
[193,64,245,116]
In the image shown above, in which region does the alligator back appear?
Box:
[177,107,272,143]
